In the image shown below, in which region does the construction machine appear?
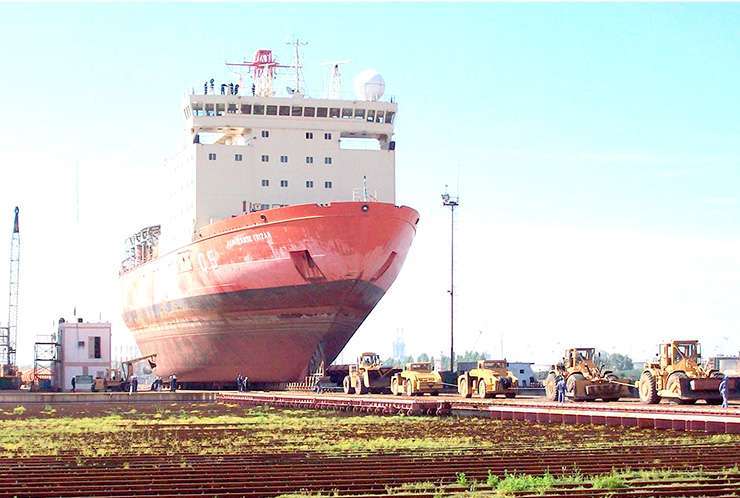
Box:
[638,340,722,405]
[390,362,443,396]
[342,352,400,395]
[458,359,518,399]
[0,207,21,391]
[93,353,157,392]
[544,348,627,402]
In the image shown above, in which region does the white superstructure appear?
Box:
[160,47,398,253]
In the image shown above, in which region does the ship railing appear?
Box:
[352,189,378,202]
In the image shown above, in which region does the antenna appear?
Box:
[321,60,351,99]
[226,49,292,97]
[287,38,308,96]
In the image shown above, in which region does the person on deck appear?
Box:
[720,375,729,409]
[556,376,566,403]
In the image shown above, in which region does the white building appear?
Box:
[58,318,111,390]
[158,70,397,253]
[507,362,537,387]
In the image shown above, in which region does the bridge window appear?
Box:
[329,108,340,118]
[386,111,395,124]
[240,104,252,114]
[304,107,315,117]
[354,109,365,120]
[253,104,265,115]
[341,108,353,119]
[266,105,278,115]
[316,107,328,118]
[205,103,214,116]
[279,106,290,116]
[227,103,237,114]
[292,106,302,116]
[366,110,375,122]
[376,111,385,123]
[215,103,225,116]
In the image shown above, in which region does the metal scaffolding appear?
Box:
[33,336,60,391]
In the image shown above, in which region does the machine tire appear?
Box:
[505,392,516,399]
[431,391,439,396]
[404,379,413,397]
[459,376,471,398]
[666,372,688,403]
[355,377,367,395]
[342,376,354,395]
[391,377,401,396]
[566,373,585,399]
[478,380,489,399]
[705,399,722,405]
[602,397,620,402]
[639,371,660,404]
[544,372,558,401]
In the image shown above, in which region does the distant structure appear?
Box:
[507,362,537,387]
[392,330,406,359]
[708,355,740,376]
[57,318,112,390]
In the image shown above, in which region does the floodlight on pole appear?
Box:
[441,186,459,372]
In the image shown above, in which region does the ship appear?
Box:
[120,45,418,384]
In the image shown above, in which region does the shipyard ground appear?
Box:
[1,393,739,497]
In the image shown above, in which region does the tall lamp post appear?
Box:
[441,189,459,372]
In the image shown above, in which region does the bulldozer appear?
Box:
[390,362,443,396]
[93,353,157,392]
[458,359,518,399]
[342,352,400,395]
[545,348,627,402]
[638,340,722,405]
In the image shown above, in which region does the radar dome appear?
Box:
[353,69,385,101]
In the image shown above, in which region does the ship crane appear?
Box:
[0,207,20,388]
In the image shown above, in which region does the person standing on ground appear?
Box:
[71,376,76,393]
[556,376,566,403]
[170,374,177,392]
[242,375,249,392]
[720,375,729,409]
[236,373,243,392]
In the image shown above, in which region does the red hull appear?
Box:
[121,202,418,383]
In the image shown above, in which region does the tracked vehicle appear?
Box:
[639,340,722,405]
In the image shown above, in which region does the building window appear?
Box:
[88,336,101,359]
[280,180,288,187]
[324,181,333,189]
[261,155,269,162]
[306,180,314,188]
[280,155,288,163]
[305,156,314,164]
[324,157,332,165]
[234,154,243,162]
[261,179,269,187]
[261,130,269,138]
[324,132,332,140]
[304,107,315,117]
[208,153,217,161]
[305,132,314,139]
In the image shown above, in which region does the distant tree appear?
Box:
[597,351,634,373]
[417,353,430,362]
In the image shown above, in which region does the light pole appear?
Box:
[441,189,459,372]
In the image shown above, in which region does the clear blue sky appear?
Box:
[0,3,738,367]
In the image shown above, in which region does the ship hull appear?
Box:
[121,202,418,383]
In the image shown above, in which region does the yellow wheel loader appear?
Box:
[544,348,628,402]
[342,352,400,395]
[638,340,722,405]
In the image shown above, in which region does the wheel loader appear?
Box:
[342,352,400,395]
[458,359,518,399]
[638,340,722,405]
[390,362,443,396]
[544,348,627,402]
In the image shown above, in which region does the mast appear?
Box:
[441,189,459,372]
[287,38,308,96]
[3,207,20,371]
